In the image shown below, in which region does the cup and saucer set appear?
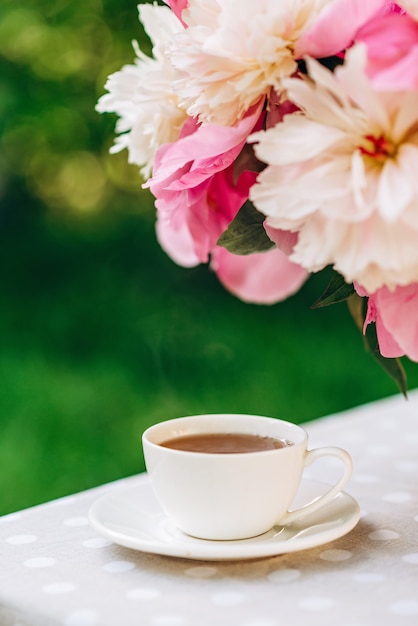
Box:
[89,414,360,561]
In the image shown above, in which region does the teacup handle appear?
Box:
[279,447,353,526]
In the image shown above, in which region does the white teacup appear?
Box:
[142,414,352,541]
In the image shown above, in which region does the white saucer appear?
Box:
[88,475,360,561]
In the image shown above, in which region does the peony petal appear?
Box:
[146,100,263,190]
[392,93,418,143]
[376,284,418,361]
[163,0,188,26]
[210,246,308,305]
[335,44,390,132]
[251,158,352,223]
[140,3,185,50]
[296,0,387,58]
[375,315,404,358]
[156,209,201,267]
[357,13,418,91]
[264,225,299,255]
[369,48,418,90]
[154,160,257,268]
[251,117,346,166]
[377,157,415,222]
[357,283,418,360]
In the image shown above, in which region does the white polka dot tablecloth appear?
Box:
[1,391,418,626]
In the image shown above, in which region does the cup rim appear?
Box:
[142,413,307,455]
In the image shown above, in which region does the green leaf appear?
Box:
[217,201,274,255]
[311,271,355,308]
[347,294,408,397]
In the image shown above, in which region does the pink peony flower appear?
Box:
[357,283,418,361]
[155,163,256,266]
[145,100,265,264]
[146,99,308,303]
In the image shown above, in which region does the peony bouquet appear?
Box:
[97,0,418,394]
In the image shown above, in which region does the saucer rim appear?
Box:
[88,474,360,561]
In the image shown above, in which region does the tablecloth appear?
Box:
[1,391,418,626]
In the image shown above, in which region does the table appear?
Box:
[1,391,418,626]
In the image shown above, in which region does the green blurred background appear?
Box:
[1,0,417,516]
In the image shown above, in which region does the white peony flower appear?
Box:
[96,3,187,179]
[170,0,332,126]
[250,44,418,293]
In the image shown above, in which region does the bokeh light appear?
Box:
[0,0,150,217]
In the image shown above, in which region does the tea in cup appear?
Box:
[142,413,352,541]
